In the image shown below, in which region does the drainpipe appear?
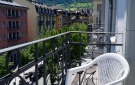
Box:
[109,0,113,33]
[108,0,113,52]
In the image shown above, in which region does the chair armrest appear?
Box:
[65,61,96,85]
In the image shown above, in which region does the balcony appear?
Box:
[0,28,123,85]
[46,21,50,25]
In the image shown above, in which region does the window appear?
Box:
[18,10,21,16]
[97,4,102,11]
[13,32,16,39]
[17,32,19,38]
[2,22,5,28]
[24,12,26,16]
[42,8,44,13]
[1,9,4,15]
[20,11,22,16]
[58,18,61,21]
[2,34,6,40]
[24,21,26,26]
[38,8,41,13]
[8,21,12,28]
[25,31,27,36]
[9,33,12,40]
[7,9,11,16]
[59,24,62,28]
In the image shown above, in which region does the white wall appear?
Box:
[124,0,135,85]
[104,0,135,84]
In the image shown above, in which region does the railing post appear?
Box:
[61,35,65,85]
[67,33,71,69]
[79,32,82,85]
[43,41,47,85]
[88,24,92,43]
[34,43,38,85]
[65,34,68,74]
[87,24,92,32]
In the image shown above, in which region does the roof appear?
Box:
[31,1,51,9]
[0,0,28,9]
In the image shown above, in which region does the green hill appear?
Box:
[57,2,93,11]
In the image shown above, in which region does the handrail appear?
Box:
[0,32,69,54]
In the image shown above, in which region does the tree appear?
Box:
[0,23,88,84]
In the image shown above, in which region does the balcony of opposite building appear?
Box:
[7,26,21,30]
[6,9,21,18]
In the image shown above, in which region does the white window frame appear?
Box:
[2,22,5,28]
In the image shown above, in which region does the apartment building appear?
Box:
[71,9,91,24]
[51,6,64,30]
[93,0,102,24]
[13,0,55,41]
[62,11,72,27]
[51,5,73,30]
[33,2,55,31]
[0,0,28,49]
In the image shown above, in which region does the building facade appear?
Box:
[14,0,55,41]
[34,2,55,32]
[0,0,28,49]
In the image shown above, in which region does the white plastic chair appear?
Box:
[65,53,130,85]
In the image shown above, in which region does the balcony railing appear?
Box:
[0,31,122,85]
[7,26,21,30]
[38,21,44,26]
[88,24,104,32]
[6,15,20,18]
[8,37,21,41]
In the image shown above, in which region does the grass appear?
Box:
[65,8,77,11]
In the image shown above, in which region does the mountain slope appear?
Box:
[36,0,92,5]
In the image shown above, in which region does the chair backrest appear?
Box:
[65,53,130,85]
[96,53,130,85]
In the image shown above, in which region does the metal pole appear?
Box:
[43,41,47,85]
[34,43,38,85]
